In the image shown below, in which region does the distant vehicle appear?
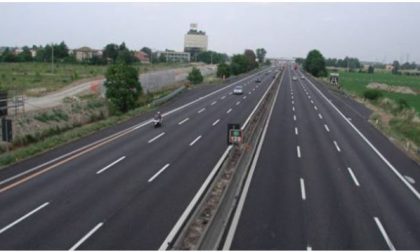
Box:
[301,75,305,79]
[233,85,243,95]
[292,76,298,81]
[255,78,262,83]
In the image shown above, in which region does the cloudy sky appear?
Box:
[1,2,419,63]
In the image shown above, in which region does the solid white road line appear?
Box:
[318,113,323,119]
[198,108,206,113]
[148,132,165,143]
[226,108,232,114]
[347,167,360,187]
[236,101,241,106]
[324,124,330,132]
[70,222,103,250]
[292,106,295,111]
[295,127,298,135]
[178,117,189,125]
[300,178,306,200]
[333,141,341,152]
[297,145,301,158]
[314,105,318,110]
[294,115,297,121]
[96,156,126,174]
[211,101,217,106]
[148,163,170,183]
[305,76,420,200]
[160,146,233,250]
[212,119,220,126]
[189,135,202,146]
[374,217,396,250]
[0,202,49,235]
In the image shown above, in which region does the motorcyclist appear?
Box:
[154,111,162,121]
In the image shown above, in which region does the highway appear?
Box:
[224,65,420,250]
[0,67,277,249]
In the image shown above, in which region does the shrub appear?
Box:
[397,98,409,111]
[363,89,383,101]
[187,67,204,84]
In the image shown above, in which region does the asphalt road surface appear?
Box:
[0,67,277,249]
[225,65,420,250]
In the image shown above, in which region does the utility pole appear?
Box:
[51,43,54,73]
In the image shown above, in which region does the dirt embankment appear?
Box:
[367,82,418,95]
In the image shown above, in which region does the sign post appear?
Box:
[227,123,242,145]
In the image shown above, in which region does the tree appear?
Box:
[1,48,17,62]
[103,43,119,63]
[256,48,267,64]
[392,60,400,74]
[104,63,142,113]
[140,47,152,60]
[295,57,305,65]
[17,46,33,62]
[217,63,230,79]
[187,67,204,84]
[158,53,167,63]
[244,49,258,71]
[197,51,228,64]
[303,49,327,77]
[368,65,374,74]
[230,54,249,75]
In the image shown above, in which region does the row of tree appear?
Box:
[325,57,361,69]
[216,49,266,79]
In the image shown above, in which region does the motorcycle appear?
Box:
[153,116,162,128]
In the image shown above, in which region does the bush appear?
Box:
[363,89,383,101]
[187,67,203,84]
[397,98,409,111]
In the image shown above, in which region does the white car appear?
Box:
[233,85,243,95]
[292,76,298,81]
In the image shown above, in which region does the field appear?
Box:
[0,62,191,96]
[338,70,420,113]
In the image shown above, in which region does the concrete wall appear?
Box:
[140,65,216,92]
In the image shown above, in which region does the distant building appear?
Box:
[184,23,208,59]
[30,49,37,58]
[134,51,150,64]
[156,50,190,63]
[385,64,394,71]
[73,47,102,61]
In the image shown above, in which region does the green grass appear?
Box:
[337,70,420,112]
[0,62,192,95]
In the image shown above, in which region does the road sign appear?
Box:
[229,129,243,145]
[227,123,241,145]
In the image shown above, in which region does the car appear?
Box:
[233,85,243,95]
[255,78,262,83]
[292,76,298,81]
[301,75,305,79]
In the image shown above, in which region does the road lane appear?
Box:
[0,68,279,249]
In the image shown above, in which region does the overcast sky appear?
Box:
[1,2,419,63]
